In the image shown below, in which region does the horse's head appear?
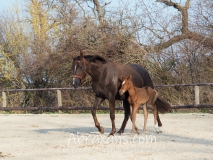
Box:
[119,75,132,95]
[72,51,87,88]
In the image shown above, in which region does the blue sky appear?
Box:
[0,0,13,7]
[0,0,14,8]
[0,0,121,12]
[0,0,17,12]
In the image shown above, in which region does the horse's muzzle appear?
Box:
[72,77,80,88]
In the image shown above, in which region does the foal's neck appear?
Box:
[127,83,137,97]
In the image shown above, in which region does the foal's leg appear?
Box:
[142,104,148,134]
[130,105,133,121]
[131,104,140,134]
[130,105,140,133]
[117,100,130,134]
[92,96,105,133]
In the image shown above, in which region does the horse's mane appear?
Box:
[74,55,108,63]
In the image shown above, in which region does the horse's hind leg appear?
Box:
[149,90,161,133]
[92,97,105,133]
[117,100,130,134]
[157,112,163,133]
[152,89,162,129]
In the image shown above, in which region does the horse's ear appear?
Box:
[128,75,132,80]
[80,50,83,59]
[71,54,75,60]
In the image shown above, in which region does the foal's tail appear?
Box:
[154,96,171,114]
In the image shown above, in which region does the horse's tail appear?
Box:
[154,96,171,114]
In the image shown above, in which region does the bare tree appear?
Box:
[142,0,213,52]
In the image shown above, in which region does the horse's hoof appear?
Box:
[117,129,124,134]
[114,132,121,136]
[99,126,104,134]
[117,132,121,135]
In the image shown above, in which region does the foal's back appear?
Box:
[135,86,157,105]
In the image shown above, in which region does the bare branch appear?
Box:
[185,0,190,9]
[144,31,213,52]
[145,0,213,51]
[144,34,188,52]
[156,0,182,11]
[74,0,86,18]
[103,1,111,7]
[93,0,105,25]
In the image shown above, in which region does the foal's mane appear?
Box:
[74,55,108,63]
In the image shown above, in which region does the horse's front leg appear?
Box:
[108,96,116,136]
[117,100,130,134]
[92,96,105,133]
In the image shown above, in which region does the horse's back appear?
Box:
[95,61,154,100]
[129,64,154,88]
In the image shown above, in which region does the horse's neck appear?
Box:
[85,61,100,79]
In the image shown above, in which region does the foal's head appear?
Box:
[119,75,133,95]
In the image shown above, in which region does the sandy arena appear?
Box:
[0,113,212,160]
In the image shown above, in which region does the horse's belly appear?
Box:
[92,86,107,98]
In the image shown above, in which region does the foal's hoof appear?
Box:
[108,133,114,137]
[108,129,116,136]
[136,130,140,135]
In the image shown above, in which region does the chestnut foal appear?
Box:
[119,75,160,134]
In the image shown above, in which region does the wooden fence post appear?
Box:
[2,91,6,107]
[195,86,200,105]
[57,90,62,114]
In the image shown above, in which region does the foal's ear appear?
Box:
[120,75,125,81]
[128,75,132,80]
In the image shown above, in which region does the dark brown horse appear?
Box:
[119,75,171,134]
[72,51,170,135]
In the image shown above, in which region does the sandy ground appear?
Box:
[0,113,213,160]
